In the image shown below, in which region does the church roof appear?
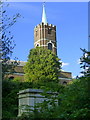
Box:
[42,3,47,24]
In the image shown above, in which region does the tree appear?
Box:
[21,48,90,119]
[0,2,21,119]
[2,77,36,119]
[0,2,21,78]
[80,48,90,77]
[24,47,61,87]
[55,49,90,119]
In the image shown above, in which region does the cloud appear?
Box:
[62,62,69,67]
[72,76,76,79]
[77,59,81,64]
[72,73,84,79]
[78,73,84,77]
[73,73,84,78]
[60,60,69,67]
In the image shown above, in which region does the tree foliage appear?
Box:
[2,47,90,119]
[0,2,21,78]
[1,2,90,119]
[1,2,21,119]
[18,49,90,120]
[80,48,90,77]
[56,76,90,119]
[2,78,35,119]
[24,47,61,85]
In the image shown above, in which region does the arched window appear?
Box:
[36,44,39,47]
[48,28,52,34]
[48,43,52,50]
[36,43,40,48]
[9,76,14,80]
[63,81,67,85]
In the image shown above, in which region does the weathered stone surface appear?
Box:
[18,88,58,116]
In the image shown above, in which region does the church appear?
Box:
[9,4,72,84]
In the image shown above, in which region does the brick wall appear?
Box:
[34,23,57,55]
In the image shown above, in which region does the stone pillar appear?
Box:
[18,88,58,116]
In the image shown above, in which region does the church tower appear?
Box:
[34,3,57,55]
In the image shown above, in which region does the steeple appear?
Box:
[42,2,47,24]
[34,3,57,55]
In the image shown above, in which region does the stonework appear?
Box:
[34,23,57,55]
[18,88,58,116]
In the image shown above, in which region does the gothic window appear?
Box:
[48,43,52,50]
[48,28,52,34]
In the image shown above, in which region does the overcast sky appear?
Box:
[5,2,88,78]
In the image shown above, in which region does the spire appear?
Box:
[42,2,47,24]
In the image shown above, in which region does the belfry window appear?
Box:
[48,28,52,34]
[48,43,52,50]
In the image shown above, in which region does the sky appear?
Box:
[4,2,88,78]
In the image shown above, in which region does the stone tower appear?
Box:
[34,4,57,55]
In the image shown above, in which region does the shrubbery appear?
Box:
[2,46,90,120]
